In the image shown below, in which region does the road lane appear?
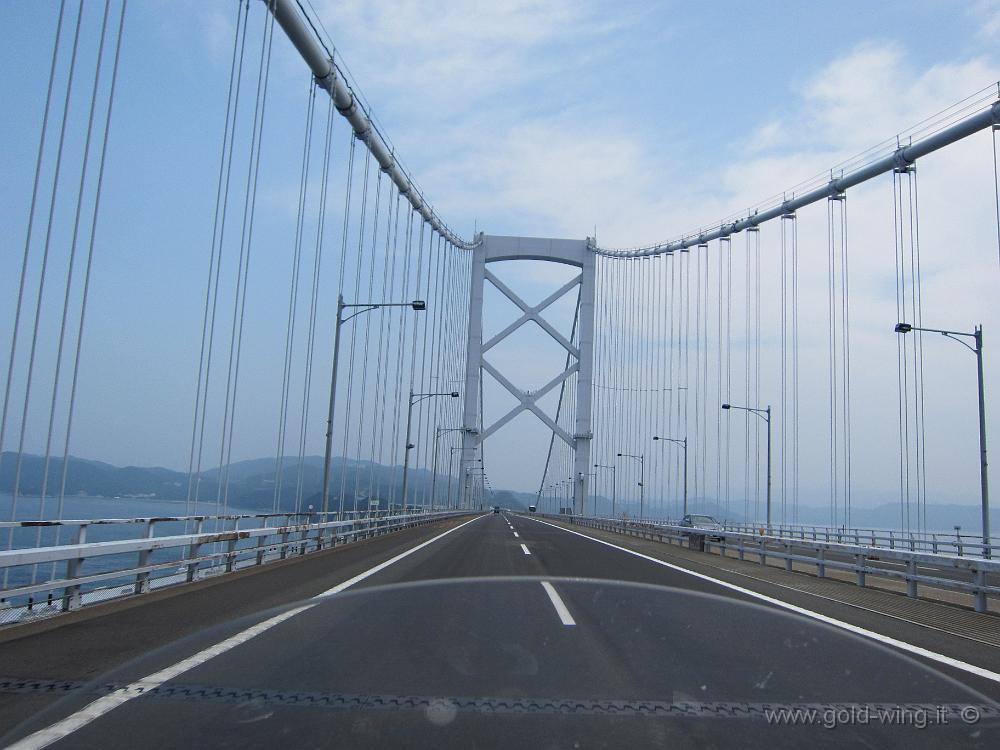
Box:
[3,512,997,750]
[515,513,1000,698]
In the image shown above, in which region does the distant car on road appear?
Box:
[492,505,500,514]
[679,514,724,535]
[528,505,537,513]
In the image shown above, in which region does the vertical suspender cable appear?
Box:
[352,169,382,507]
[781,216,788,523]
[217,8,275,519]
[993,122,1000,277]
[54,1,128,578]
[189,1,251,516]
[339,147,372,513]
[295,93,335,512]
[716,239,723,513]
[273,77,316,511]
[7,3,85,535]
[893,167,911,531]
[791,215,800,524]
[724,237,732,519]
[2,2,68,559]
[744,230,751,522]
[685,250,704,508]
[387,210,414,508]
[911,167,928,532]
[827,196,838,527]
[1,0,67,492]
[34,1,114,565]
[369,190,401,505]
[841,197,854,528]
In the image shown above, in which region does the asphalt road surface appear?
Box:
[2,512,998,749]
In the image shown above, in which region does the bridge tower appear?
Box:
[461,234,596,513]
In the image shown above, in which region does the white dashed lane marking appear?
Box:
[541,581,576,626]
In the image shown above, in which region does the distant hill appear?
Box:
[0,452,527,512]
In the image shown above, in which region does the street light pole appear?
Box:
[653,436,688,516]
[401,390,459,512]
[617,452,645,519]
[447,446,461,509]
[722,404,772,530]
[459,456,482,508]
[895,322,990,557]
[322,296,425,515]
[594,463,616,517]
[430,426,465,510]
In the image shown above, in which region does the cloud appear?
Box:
[409,38,1000,505]
[973,0,1000,38]
[307,0,629,112]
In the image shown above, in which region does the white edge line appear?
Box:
[6,514,486,750]
[520,543,531,555]
[523,515,1000,684]
[541,581,576,626]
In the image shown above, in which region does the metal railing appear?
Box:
[715,521,996,559]
[0,509,467,626]
[548,515,1000,614]
[574,513,996,559]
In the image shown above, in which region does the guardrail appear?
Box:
[715,520,996,559]
[547,515,1000,614]
[0,509,469,626]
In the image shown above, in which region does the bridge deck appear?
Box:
[0,512,997,748]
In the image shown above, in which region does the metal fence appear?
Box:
[715,520,996,559]
[553,515,1000,614]
[0,509,466,626]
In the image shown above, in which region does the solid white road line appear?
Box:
[6,514,487,750]
[522,515,1000,685]
[520,543,531,555]
[541,581,576,626]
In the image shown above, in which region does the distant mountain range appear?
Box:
[0,452,531,512]
[2,452,992,533]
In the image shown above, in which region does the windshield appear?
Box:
[4,577,996,749]
[689,515,718,524]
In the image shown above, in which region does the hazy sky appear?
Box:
[2,1,1000,519]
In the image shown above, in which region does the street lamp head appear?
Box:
[894,322,912,334]
[721,403,731,410]
[616,452,623,457]
[652,436,660,440]
[411,300,426,311]
[406,443,415,449]
[449,391,459,398]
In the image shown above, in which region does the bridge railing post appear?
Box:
[973,569,987,613]
[134,520,156,594]
[225,518,239,572]
[62,524,88,611]
[186,518,203,582]
[906,560,918,598]
[255,536,267,566]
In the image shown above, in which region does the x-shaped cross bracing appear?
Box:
[479,269,582,447]
[482,270,580,358]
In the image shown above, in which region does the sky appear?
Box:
[2,0,1000,523]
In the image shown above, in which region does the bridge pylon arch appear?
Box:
[461,234,596,514]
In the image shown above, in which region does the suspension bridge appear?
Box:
[1,1,1000,747]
